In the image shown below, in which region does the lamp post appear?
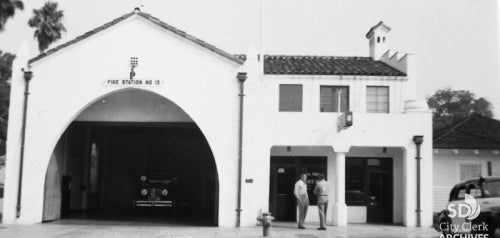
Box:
[413,135,424,227]
[17,69,33,217]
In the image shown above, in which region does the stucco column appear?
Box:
[333,151,347,226]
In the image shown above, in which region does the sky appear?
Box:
[1,0,499,118]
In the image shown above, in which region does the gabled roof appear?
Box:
[365,21,391,38]
[434,114,500,150]
[29,9,244,65]
[235,55,406,76]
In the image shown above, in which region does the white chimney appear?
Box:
[366,21,391,60]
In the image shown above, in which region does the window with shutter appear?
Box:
[279,84,303,112]
[320,86,349,112]
[366,86,389,113]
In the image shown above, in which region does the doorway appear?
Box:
[44,122,219,225]
[346,157,393,223]
[269,156,327,221]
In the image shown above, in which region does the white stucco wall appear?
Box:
[3,12,432,228]
[4,15,242,227]
[75,89,193,122]
[241,55,433,227]
[433,149,500,212]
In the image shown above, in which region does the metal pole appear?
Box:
[17,70,33,217]
[236,72,247,227]
[413,135,423,227]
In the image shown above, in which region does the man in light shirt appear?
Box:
[294,172,309,229]
[313,174,329,230]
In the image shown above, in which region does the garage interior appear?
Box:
[42,89,219,225]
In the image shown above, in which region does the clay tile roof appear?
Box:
[261,55,406,76]
[29,10,243,65]
[434,114,500,150]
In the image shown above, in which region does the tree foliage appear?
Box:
[0,0,24,31]
[427,88,493,130]
[0,50,15,155]
[28,1,66,53]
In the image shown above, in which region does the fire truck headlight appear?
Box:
[161,189,168,196]
[141,189,148,196]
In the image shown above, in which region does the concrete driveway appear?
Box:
[0,220,441,238]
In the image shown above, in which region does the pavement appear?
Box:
[0,220,441,238]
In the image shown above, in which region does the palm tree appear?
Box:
[28,1,66,53]
[0,0,24,31]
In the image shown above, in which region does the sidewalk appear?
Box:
[0,220,441,238]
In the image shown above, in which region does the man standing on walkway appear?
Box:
[294,172,309,229]
[313,174,329,230]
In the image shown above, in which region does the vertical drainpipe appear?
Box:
[413,135,423,227]
[17,69,33,217]
[236,72,247,228]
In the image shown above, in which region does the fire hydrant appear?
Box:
[257,212,275,237]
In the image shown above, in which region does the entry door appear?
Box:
[270,166,296,221]
[366,170,393,223]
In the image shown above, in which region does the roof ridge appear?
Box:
[29,10,243,65]
[264,54,371,59]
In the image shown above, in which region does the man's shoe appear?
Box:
[298,226,306,229]
[317,227,326,230]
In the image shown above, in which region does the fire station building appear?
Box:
[3,10,433,227]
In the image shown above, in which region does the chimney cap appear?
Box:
[366,21,391,39]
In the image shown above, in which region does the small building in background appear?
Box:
[433,114,500,213]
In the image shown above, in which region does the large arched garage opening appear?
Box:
[42,88,219,225]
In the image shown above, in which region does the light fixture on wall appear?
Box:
[130,57,138,79]
[382,147,387,153]
[287,146,291,152]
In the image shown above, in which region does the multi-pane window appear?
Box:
[320,86,349,112]
[366,86,389,113]
[459,163,482,181]
[279,84,303,112]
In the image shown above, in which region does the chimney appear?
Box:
[366,21,391,60]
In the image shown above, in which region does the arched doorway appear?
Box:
[42,89,219,225]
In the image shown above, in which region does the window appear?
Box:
[468,184,482,198]
[89,143,99,193]
[346,158,365,205]
[320,86,349,112]
[455,186,466,200]
[460,163,482,181]
[279,84,302,112]
[366,86,389,113]
[345,157,392,206]
[482,180,500,198]
[270,156,326,206]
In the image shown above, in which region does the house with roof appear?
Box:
[433,114,500,212]
[3,9,432,228]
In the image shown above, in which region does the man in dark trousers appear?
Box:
[294,172,309,229]
[313,174,329,230]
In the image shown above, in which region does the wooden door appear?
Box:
[271,165,297,221]
[366,168,393,223]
